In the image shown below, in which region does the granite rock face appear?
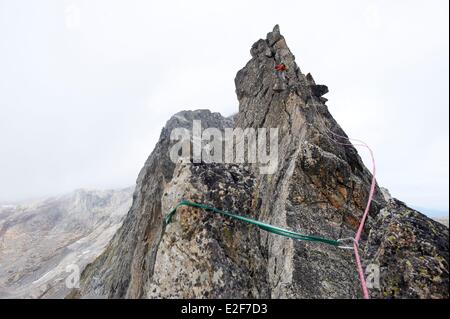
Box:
[147,162,269,298]
[70,26,449,299]
[365,197,449,299]
[70,110,234,298]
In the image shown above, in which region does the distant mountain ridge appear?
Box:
[0,187,133,298]
[411,206,449,218]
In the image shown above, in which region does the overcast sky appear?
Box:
[0,0,448,216]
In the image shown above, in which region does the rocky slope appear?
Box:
[70,26,448,299]
[0,187,133,298]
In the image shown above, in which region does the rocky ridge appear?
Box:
[70,26,448,299]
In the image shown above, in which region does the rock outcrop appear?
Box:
[365,196,448,298]
[70,26,449,299]
[69,111,235,298]
[0,187,133,298]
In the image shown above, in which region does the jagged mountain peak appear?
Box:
[70,27,448,299]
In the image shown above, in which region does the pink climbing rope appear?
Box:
[351,140,376,300]
[314,110,377,299]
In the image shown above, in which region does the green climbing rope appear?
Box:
[164,200,341,247]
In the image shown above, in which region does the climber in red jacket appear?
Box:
[274,63,287,91]
[275,63,287,71]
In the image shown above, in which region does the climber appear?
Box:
[275,63,287,71]
[273,63,287,91]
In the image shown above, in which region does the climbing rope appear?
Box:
[165,200,343,247]
[312,101,377,299]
